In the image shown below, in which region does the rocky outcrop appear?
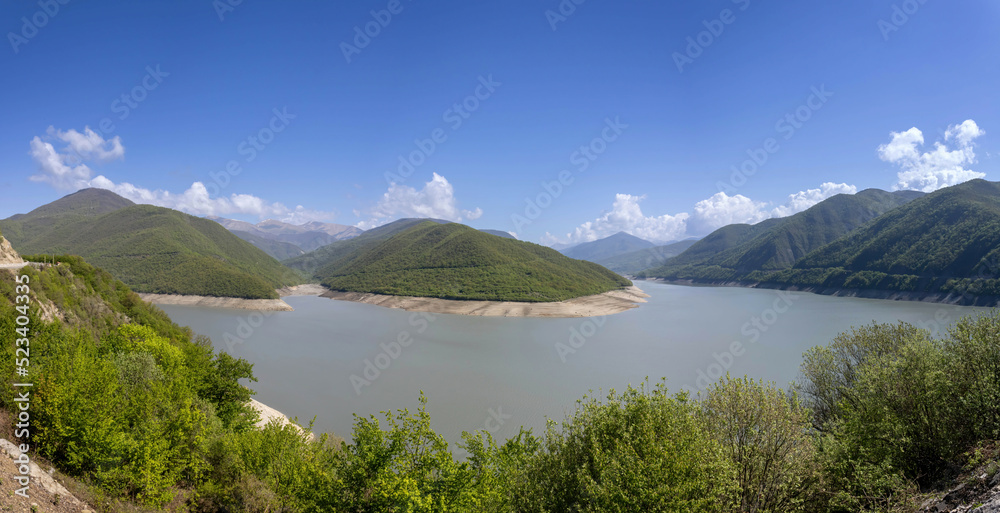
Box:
[0,235,24,265]
[920,460,1000,512]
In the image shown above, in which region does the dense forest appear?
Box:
[2,248,1000,511]
[314,221,632,302]
[640,181,1000,303]
[1,189,300,299]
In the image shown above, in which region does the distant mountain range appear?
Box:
[561,232,655,261]
[637,181,1000,304]
[208,216,362,258]
[595,239,698,275]
[0,189,299,299]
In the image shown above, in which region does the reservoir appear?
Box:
[159,281,994,449]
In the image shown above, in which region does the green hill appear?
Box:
[283,218,446,277]
[561,231,655,262]
[312,221,631,302]
[639,189,923,280]
[762,179,1000,298]
[595,239,697,275]
[0,189,299,299]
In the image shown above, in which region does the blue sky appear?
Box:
[1,0,997,244]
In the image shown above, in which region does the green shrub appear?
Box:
[512,381,737,512]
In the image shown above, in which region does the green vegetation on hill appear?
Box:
[766,180,1000,298]
[315,221,631,301]
[4,252,1000,511]
[1,190,299,299]
[283,218,440,277]
[0,255,262,508]
[638,188,927,285]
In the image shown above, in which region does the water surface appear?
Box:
[159,282,994,448]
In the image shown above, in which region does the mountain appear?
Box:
[209,216,362,254]
[6,187,135,222]
[640,189,924,280]
[759,179,1000,299]
[595,239,698,275]
[561,232,655,262]
[231,230,306,260]
[283,218,448,276]
[0,189,299,299]
[313,221,631,302]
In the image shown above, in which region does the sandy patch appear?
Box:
[277,283,329,297]
[138,293,293,311]
[319,285,649,318]
[249,399,314,440]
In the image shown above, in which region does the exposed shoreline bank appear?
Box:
[641,278,1000,307]
[249,399,314,440]
[138,293,293,311]
[318,285,650,317]
[139,283,649,317]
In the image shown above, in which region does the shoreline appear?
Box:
[642,278,1000,307]
[318,285,650,318]
[138,293,293,311]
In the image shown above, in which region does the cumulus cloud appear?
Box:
[28,127,336,224]
[358,173,483,229]
[879,119,986,192]
[688,192,770,234]
[770,182,857,217]
[541,194,689,244]
[546,182,859,245]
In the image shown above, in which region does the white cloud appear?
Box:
[358,173,483,229]
[542,194,689,244]
[48,126,125,162]
[879,119,986,192]
[28,127,336,224]
[546,182,859,245]
[689,192,769,233]
[770,182,857,217]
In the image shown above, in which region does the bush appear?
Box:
[512,381,737,512]
[701,375,820,513]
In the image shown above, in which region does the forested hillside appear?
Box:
[317,221,631,302]
[1,190,299,299]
